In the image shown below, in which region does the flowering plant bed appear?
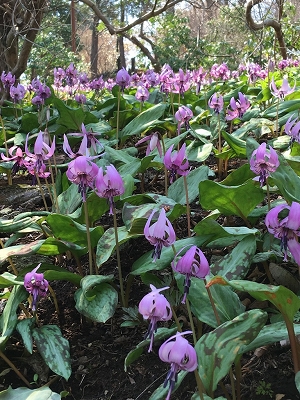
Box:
[0,61,300,399]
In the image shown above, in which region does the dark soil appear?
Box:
[0,170,300,400]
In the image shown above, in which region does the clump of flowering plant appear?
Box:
[144,208,176,261]
[138,285,172,352]
[159,331,198,400]
[24,264,49,311]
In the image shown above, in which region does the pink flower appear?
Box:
[116,67,130,91]
[139,284,172,352]
[144,208,176,261]
[249,142,279,187]
[94,164,125,214]
[175,105,193,134]
[226,92,250,121]
[24,264,48,311]
[208,92,224,114]
[1,146,25,175]
[172,245,210,303]
[135,85,150,103]
[270,77,295,99]
[135,132,162,157]
[266,202,300,266]
[66,155,99,201]
[164,144,189,183]
[285,114,300,144]
[67,123,103,154]
[159,331,197,400]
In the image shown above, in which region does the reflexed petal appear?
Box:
[265,203,288,234]
[288,237,300,266]
[286,202,300,230]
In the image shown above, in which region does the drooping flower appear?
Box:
[159,331,198,400]
[75,93,87,104]
[270,77,295,99]
[208,92,224,114]
[172,246,210,303]
[175,105,193,134]
[1,146,25,175]
[24,131,56,183]
[94,164,125,214]
[67,123,103,154]
[24,264,49,311]
[172,69,191,96]
[135,132,162,157]
[65,62,78,88]
[135,85,150,103]
[144,208,176,261]
[115,67,131,91]
[249,142,279,187]
[139,284,172,352]
[63,134,89,159]
[285,114,300,144]
[10,84,26,103]
[1,71,15,89]
[226,92,251,121]
[164,144,189,184]
[265,202,300,266]
[66,155,99,202]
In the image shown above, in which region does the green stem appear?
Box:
[112,205,126,307]
[35,174,49,212]
[83,201,94,275]
[183,175,191,237]
[116,87,121,149]
[161,135,168,196]
[217,113,223,179]
[266,178,271,211]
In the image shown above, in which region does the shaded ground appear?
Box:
[0,173,300,400]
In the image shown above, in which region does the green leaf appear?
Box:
[295,371,300,395]
[0,386,62,400]
[0,272,24,288]
[16,318,35,354]
[124,327,176,372]
[32,325,71,380]
[220,163,255,186]
[199,179,264,218]
[168,166,211,205]
[149,370,187,400]
[196,310,267,392]
[57,183,82,215]
[211,236,257,280]
[74,282,118,323]
[221,131,246,157]
[120,103,167,142]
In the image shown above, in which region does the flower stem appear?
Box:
[116,87,121,150]
[0,349,31,387]
[161,135,168,196]
[112,205,126,307]
[217,113,223,179]
[283,314,300,373]
[266,177,271,211]
[83,200,94,275]
[183,175,191,237]
[35,174,49,212]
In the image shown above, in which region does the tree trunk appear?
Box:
[91,15,99,77]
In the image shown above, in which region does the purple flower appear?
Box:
[175,105,193,133]
[24,264,48,311]
[65,63,78,87]
[173,69,191,95]
[66,155,99,201]
[115,67,130,91]
[1,71,15,89]
[285,114,300,144]
[24,131,56,182]
[94,164,125,214]
[53,67,66,86]
[89,76,105,91]
[75,93,87,104]
[265,202,300,266]
[192,67,207,94]
[35,82,51,100]
[159,331,197,400]
[63,134,89,158]
[1,146,25,175]
[135,132,162,157]
[135,85,150,103]
[31,95,44,108]
[139,284,172,352]
[226,92,251,121]
[144,208,176,261]
[270,77,295,99]
[249,142,279,187]
[172,245,210,303]
[208,92,224,114]
[164,144,189,184]
[67,123,103,154]
[10,84,26,103]
[210,63,230,81]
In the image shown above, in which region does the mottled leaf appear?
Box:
[0,386,61,400]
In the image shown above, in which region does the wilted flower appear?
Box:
[116,67,130,91]
[172,245,210,303]
[270,77,295,99]
[164,144,189,184]
[139,284,172,352]
[135,85,150,103]
[94,164,125,214]
[226,92,251,121]
[24,264,48,311]
[144,208,176,261]
[159,331,197,400]
[1,146,25,175]
[265,202,300,266]
[285,114,300,144]
[135,132,162,157]
[208,92,224,114]
[249,142,279,187]
[175,105,193,134]
[66,155,99,201]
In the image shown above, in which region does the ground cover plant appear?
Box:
[1,60,300,399]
